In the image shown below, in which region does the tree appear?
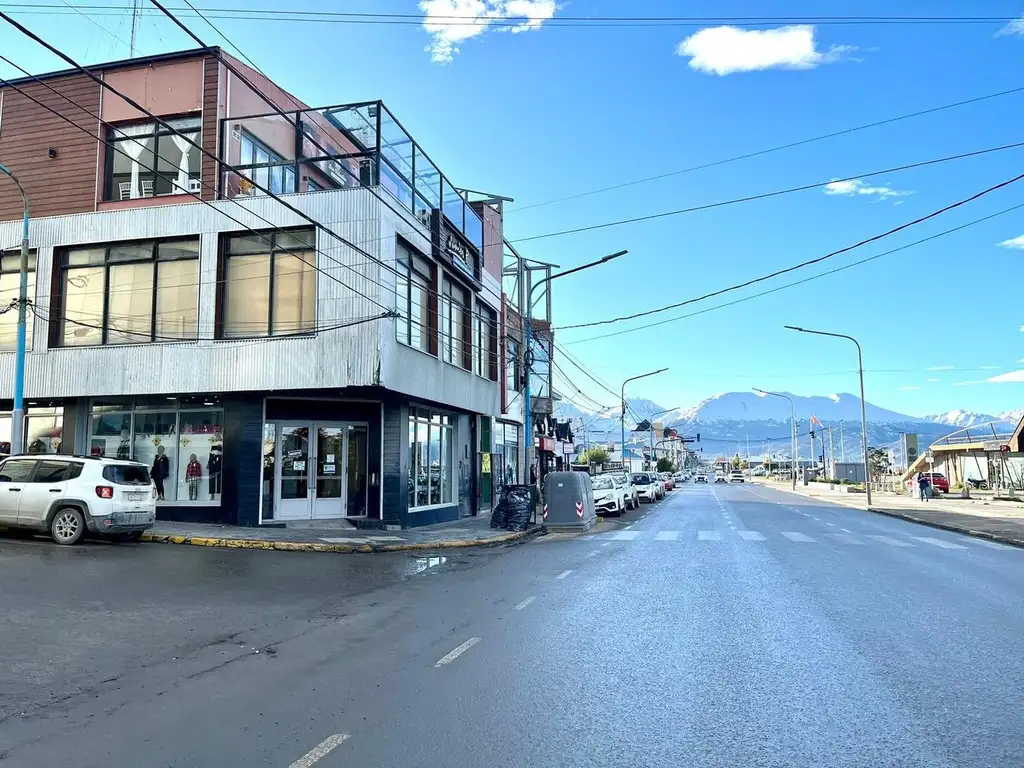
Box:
[580,446,609,465]
[867,446,891,485]
[731,455,741,469]
[656,457,676,473]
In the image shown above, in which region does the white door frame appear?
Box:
[274,420,369,520]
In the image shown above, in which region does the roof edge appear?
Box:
[0,46,222,88]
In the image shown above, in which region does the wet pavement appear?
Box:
[2,483,1023,766]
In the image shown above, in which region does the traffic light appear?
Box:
[810,430,815,439]
[696,432,700,442]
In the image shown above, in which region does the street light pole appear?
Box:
[621,369,668,473]
[0,163,30,456]
[523,250,627,519]
[754,389,797,490]
[784,325,872,506]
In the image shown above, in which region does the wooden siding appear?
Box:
[0,75,101,221]
[201,56,220,201]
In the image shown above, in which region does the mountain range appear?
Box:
[559,392,1023,464]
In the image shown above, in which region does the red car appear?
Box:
[660,473,674,490]
[920,472,949,494]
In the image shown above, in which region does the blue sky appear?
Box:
[1,0,1022,417]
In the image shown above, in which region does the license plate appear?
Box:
[127,492,145,502]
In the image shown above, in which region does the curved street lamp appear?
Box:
[621,368,668,472]
[754,388,797,490]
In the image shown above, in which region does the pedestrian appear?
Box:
[917,472,930,502]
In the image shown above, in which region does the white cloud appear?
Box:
[899,386,921,391]
[927,378,939,383]
[927,365,956,371]
[827,393,840,402]
[824,178,914,201]
[420,0,556,63]
[986,370,1024,384]
[980,365,1002,371]
[675,25,856,76]
[998,235,1024,250]
[997,17,1024,37]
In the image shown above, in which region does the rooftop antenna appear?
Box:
[130,0,140,57]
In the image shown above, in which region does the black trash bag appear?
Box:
[489,494,509,529]
[504,485,533,532]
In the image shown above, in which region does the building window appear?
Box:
[440,276,469,368]
[237,131,296,196]
[408,407,453,509]
[396,242,433,354]
[0,250,35,351]
[473,304,497,380]
[506,337,520,394]
[221,229,316,338]
[88,397,223,504]
[106,116,201,201]
[57,238,199,347]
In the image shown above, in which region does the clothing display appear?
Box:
[152,452,170,499]
[208,446,223,497]
[185,457,202,501]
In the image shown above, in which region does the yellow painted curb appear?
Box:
[139,526,539,554]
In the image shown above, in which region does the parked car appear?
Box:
[660,473,674,491]
[729,470,745,483]
[695,473,707,484]
[592,474,627,516]
[920,472,949,494]
[611,473,639,509]
[715,474,728,484]
[0,455,156,545]
[631,472,660,503]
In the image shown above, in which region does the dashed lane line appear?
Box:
[556,569,573,580]
[514,596,536,610]
[288,734,351,768]
[434,637,482,667]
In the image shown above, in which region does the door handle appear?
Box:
[8,487,20,492]
[49,489,61,493]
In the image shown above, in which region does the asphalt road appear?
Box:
[1,482,1023,767]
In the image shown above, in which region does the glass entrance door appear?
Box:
[274,421,369,520]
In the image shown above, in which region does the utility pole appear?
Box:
[840,420,845,462]
[130,0,140,57]
[828,426,835,480]
[0,163,30,456]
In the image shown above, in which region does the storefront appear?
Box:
[492,421,521,495]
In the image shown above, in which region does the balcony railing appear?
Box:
[219,101,484,254]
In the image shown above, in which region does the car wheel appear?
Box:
[51,507,86,546]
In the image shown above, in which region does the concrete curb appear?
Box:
[864,507,1024,550]
[761,483,1024,550]
[139,525,542,553]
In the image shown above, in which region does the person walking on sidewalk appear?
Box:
[917,472,931,502]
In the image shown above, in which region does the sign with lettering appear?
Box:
[443,225,476,279]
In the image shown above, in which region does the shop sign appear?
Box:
[443,224,476,280]
[538,436,556,453]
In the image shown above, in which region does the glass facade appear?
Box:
[88,397,224,504]
[396,242,433,354]
[408,407,453,509]
[106,117,201,200]
[0,251,36,351]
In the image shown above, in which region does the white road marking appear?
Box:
[655,530,680,540]
[827,533,864,545]
[698,530,722,541]
[972,539,1016,550]
[825,522,837,527]
[289,734,351,768]
[913,536,967,550]
[514,596,536,610]
[434,637,482,667]
[601,542,612,547]
[737,530,765,541]
[868,535,914,547]
[781,532,816,542]
[610,531,640,541]
[840,528,852,533]
[585,549,600,557]
[555,569,573,580]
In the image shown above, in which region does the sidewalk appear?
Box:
[763,481,1024,547]
[142,514,541,553]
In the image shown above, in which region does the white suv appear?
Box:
[0,455,156,545]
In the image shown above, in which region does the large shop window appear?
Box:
[0,250,35,351]
[408,408,454,509]
[440,276,469,368]
[237,131,297,196]
[57,238,200,347]
[506,337,520,394]
[396,242,433,354]
[473,304,497,380]
[221,229,316,338]
[106,117,201,201]
[88,397,224,504]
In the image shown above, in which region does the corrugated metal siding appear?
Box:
[0,188,388,398]
[381,399,406,525]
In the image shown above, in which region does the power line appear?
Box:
[510,85,1024,214]
[554,169,1024,332]
[563,198,1024,344]
[510,140,1024,245]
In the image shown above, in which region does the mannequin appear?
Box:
[185,453,202,501]
[152,445,170,501]
[208,445,223,500]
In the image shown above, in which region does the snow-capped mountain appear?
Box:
[556,391,1019,464]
